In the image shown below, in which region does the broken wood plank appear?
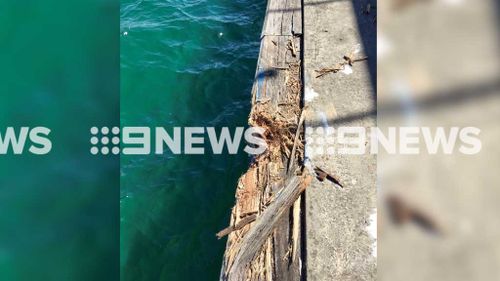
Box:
[217,214,258,239]
[220,0,304,280]
[291,0,302,35]
[224,175,312,281]
[262,0,301,36]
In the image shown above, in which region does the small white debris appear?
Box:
[218,32,224,37]
[304,87,319,102]
[367,210,377,258]
[353,43,362,54]
[123,31,128,36]
[341,65,353,75]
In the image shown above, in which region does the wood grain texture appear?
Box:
[226,176,311,281]
[219,0,304,280]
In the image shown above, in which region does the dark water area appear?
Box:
[120,0,266,280]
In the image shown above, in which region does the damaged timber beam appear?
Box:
[218,0,306,280]
[226,175,312,281]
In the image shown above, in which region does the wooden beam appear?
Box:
[224,175,312,281]
[216,214,258,239]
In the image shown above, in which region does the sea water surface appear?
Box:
[120,0,266,280]
[1,1,119,280]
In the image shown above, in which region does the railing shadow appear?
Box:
[305,78,500,127]
[351,0,377,100]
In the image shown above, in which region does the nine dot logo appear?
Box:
[90,127,120,155]
[305,126,336,157]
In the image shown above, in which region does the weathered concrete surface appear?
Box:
[303,0,377,280]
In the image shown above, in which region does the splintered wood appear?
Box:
[315,52,368,78]
[218,0,307,280]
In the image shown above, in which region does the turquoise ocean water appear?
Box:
[120,1,266,280]
[1,1,119,280]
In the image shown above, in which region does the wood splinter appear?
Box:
[287,39,297,58]
[314,166,343,188]
[315,55,368,78]
[216,214,258,239]
[287,108,307,174]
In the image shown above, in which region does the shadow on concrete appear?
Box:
[305,78,500,126]
[351,0,377,100]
